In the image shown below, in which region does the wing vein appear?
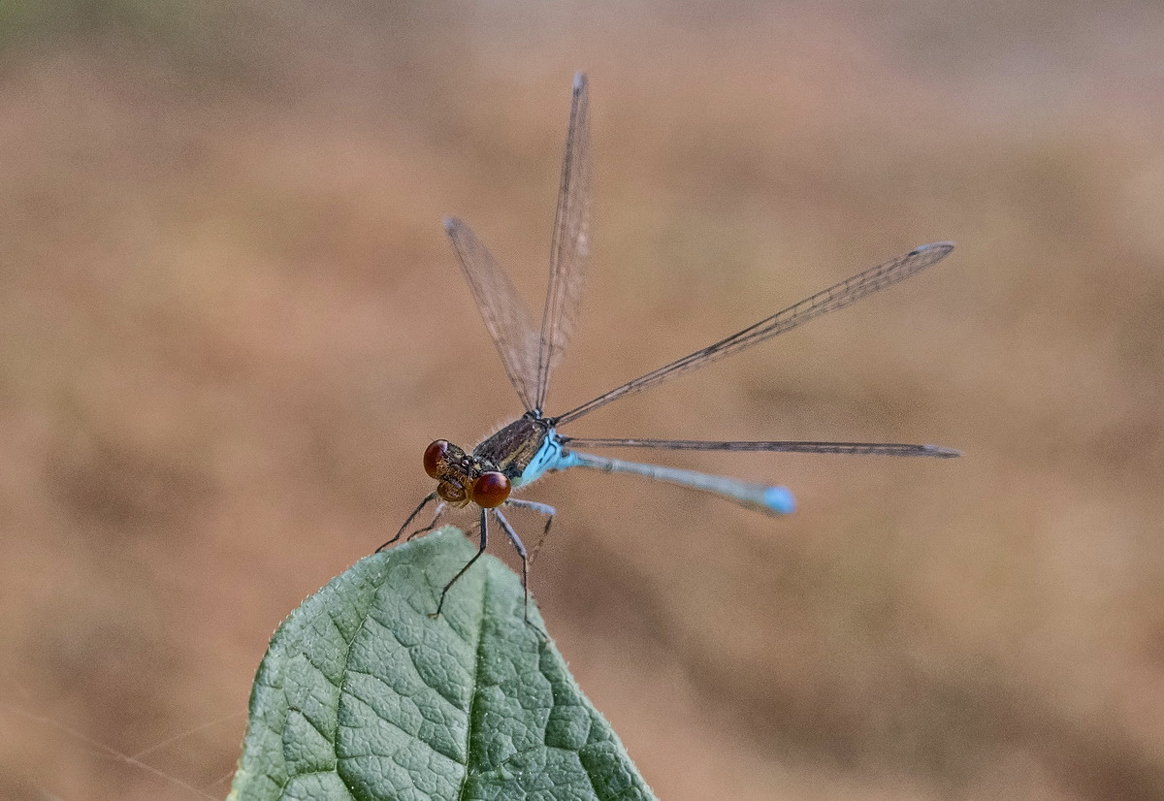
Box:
[561,438,960,457]
[444,218,539,411]
[553,242,955,425]
[535,72,592,411]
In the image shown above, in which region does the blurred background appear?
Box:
[2,1,1163,799]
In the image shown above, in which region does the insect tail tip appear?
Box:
[763,485,796,515]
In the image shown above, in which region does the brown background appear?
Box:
[2,2,1163,800]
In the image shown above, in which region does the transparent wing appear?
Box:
[535,72,592,412]
[444,217,539,410]
[552,242,955,426]
[561,437,960,457]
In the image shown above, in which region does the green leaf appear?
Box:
[228,527,657,801]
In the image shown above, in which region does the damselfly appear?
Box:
[383,73,958,618]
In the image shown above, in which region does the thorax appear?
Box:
[473,416,552,481]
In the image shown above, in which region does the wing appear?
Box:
[534,72,592,413]
[552,242,955,425]
[560,437,960,457]
[444,217,539,411]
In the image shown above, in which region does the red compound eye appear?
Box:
[424,440,450,478]
[471,472,511,508]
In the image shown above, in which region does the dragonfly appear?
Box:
[382,73,959,620]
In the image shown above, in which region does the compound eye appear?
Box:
[471,472,511,508]
[424,440,450,478]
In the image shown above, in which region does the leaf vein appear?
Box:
[455,568,491,799]
[341,669,463,765]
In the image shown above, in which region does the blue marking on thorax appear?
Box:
[516,430,579,487]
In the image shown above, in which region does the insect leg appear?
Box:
[434,506,488,617]
[494,509,548,637]
[378,491,438,551]
[505,498,557,565]
[406,501,448,541]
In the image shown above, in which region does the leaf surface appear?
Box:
[228,527,656,801]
